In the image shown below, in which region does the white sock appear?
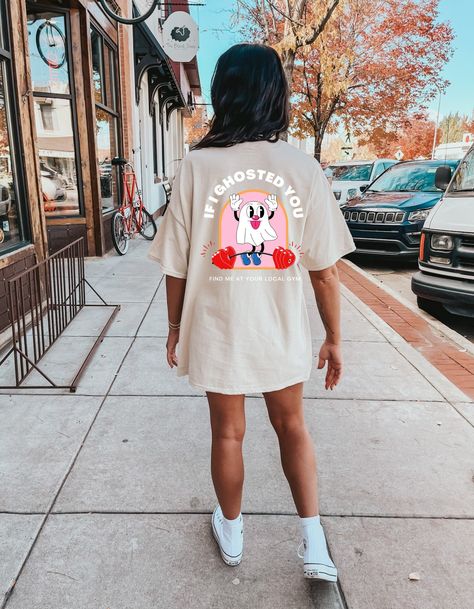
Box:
[223,512,242,527]
[300,515,321,527]
[299,515,332,564]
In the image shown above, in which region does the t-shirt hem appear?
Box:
[183,372,312,395]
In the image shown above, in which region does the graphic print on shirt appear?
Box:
[211,190,296,270]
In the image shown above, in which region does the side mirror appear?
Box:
[360,185,368,193]
[435,165,452,191]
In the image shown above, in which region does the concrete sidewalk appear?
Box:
[1,238,473,609]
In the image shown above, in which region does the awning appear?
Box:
[133,15,188,115]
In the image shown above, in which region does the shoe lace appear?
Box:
[297,539,306,559]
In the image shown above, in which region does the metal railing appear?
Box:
[0,238,120,392]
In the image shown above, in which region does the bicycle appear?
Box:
[97,0,204,25]
[110,157,157,256]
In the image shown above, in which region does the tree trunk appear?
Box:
[313,131,324,161]
[280,48,297,141]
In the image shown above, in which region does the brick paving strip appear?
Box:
[337,259,474,400]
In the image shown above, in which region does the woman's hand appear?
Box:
[317,340,343,390]
[166,328,179,368]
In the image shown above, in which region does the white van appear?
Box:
[412,144,474,317]
[324,159,397,205]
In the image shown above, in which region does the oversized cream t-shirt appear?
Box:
[148,139,355,394]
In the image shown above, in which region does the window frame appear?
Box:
[90,22,123,215]
[0,0,31,257]
[26,2,85,219]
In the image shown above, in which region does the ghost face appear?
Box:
[236,201,277,246]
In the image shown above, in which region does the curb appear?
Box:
[338,259,474,401]
[342,258,474,356]
[340,284,470,404]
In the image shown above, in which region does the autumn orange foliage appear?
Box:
[368,116,438,159]
[184,105,209,147]
[290,0,453,158]
[238,0,453,159]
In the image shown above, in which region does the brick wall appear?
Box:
[117,0,134,161]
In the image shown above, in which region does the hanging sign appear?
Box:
[162,11,199,62]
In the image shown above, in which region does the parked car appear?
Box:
[0,181,12,216]
[340,159,460,257]
[325,159,397,204]
[40,161,67,202]
[412,145,474,317]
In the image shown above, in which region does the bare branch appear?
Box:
[303,0,341,46]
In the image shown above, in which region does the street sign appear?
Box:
[162,11,199,62]
[463,133,473,144]
[395,149,404,160]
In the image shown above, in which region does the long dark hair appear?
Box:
[192,43,289,150]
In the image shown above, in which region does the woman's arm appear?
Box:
[165,275,186,368]
[308,264,343,390]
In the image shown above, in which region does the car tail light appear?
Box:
[419,233,425,261]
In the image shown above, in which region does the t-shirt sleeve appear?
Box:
[147,158,191,279]
[300,161,356,271]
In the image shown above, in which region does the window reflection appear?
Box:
[96,108,119,212]
[91,26,121,213]
[34,97,79,215]
[91,28,104,104]
[27,13,69,94]
[27,7,82,217]
[0,65,25,253]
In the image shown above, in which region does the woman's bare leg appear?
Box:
[263,382,318,517]
[206,391,246,520]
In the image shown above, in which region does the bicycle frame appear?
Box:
[118,163,145,236]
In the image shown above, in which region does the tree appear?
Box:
[439,112,474,144]
[368,115,438,160]
[236,1,342,105]
[290,0,453,159]
[184,105,209,147]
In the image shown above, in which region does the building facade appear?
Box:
[0,0,200,332]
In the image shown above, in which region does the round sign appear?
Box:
[162,11,199,62]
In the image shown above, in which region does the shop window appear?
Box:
[0,2,30,255]
[39,101,54,130]
[26,7,83,217]
[90,26,121,214]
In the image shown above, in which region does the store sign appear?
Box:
[162,11,198,62]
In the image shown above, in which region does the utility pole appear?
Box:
[431,83,442,160]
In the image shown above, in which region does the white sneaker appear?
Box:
[297,525,338,582]
[211,505,243,566]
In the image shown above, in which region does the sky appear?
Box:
[190,0,474,122]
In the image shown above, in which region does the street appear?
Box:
[0,0,473,607]
[351,254,474,343]
[1,238,473,609]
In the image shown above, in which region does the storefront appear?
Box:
[0,0,200,334]
[24,0,132,256]
[131,1,201,217]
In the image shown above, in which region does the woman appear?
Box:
[148,43,355,581]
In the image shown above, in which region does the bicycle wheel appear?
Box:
[111,211,129,255]
[138,208,157,240]
[98,0,159,25]
[36,20,67,69]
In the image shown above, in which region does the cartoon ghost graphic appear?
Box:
[230,193,278,265]
[210,191,296,270]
